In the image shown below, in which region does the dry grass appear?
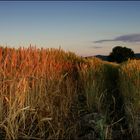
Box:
[77,57,104,112]
[0,46,140,139]
[0,46,83,139]
[119,59,140,138]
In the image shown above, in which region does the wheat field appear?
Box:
[0,46,139,139]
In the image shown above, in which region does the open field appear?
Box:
[0,46,140,139]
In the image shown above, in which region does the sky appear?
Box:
[0,1,140,56]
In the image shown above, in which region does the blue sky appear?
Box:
[0,1,140,56]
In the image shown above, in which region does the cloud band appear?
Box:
[94,34,140,43]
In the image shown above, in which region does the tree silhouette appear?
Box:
[108,46,135,63]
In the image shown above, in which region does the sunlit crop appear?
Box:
[0,46,140,139]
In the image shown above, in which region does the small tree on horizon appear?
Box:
[108,46,135,63]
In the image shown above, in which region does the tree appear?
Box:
[108,46,135,63]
